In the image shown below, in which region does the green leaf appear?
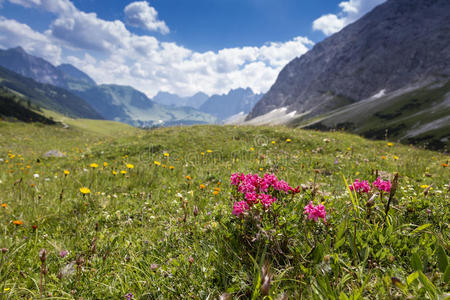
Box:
[407,271,419,285]
[335,238,345,250]
[411,252,423,272]
[418,272,437,298]
[410,224,431,235]
[312,244,324,264]
[444,265,450,283]
[339,292,349,300]
[336,220,347,241]
[435,244,448,273]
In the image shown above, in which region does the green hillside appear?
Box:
[293,81,450,151]
[0,65,102,119]
[0,122,448,299]
[0,88,55,124]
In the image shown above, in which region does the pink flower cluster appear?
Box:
[373,177,391,193]
[349,179,370,193]
[303,201,327,222]
[231,173,300,217]
[349,177,391,194]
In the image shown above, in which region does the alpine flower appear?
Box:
[80,187,91,194]
[304,201,327,222]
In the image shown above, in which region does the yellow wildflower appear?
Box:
[89,163,99,168]
[154,161,161,166]
[120,170,127,175]
[206,150,213,153]
[126,163,134,169]
[112,170,117,176]
[80,187,91,194]
[271,141,276,144]
[387,142,393,147]
[169,165,175,170]
[163,152,169,157]
[199,184,206,189]
[185,175,192,180]
[381,156,387,160]
[64,170,70,175]
[286,138,292,142]
[393,156,399,160]
[103,162,108,167]
[212,190,219,195]
[200,152,205,156]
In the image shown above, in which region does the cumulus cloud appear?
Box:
[4,0,314,97]
[124,1,169,34]
[313,0,386,36]
[0,16,61,64]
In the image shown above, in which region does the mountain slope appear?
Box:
[0,88,56,124]
[57,64,96,91]
[200,88,262,121]
[0,65,103,119]
[0,47,68,88]
[295,81,450,150]
[247,0,450,121]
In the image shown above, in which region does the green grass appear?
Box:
[41,109,141,137]
[0,123,448,299]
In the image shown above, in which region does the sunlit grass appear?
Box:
[0,123,448,298]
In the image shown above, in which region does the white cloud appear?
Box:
[124,1,169,34]
[313,0,386,36]
[0,16,61,64]
[4,0,314,97]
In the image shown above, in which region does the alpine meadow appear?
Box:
[0,0,449,299]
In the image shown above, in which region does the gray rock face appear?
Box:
[200,88,262,121]
[247,0,450,120]
[0,47,68,88]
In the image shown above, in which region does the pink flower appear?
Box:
[258,194,276,208]
[373,177,391,193]
[232,201,249,216]
[349,179,370,193]
[230,172,300,217]
[304,201,327,222]
[244,192,259,205]
[231,173,244,186]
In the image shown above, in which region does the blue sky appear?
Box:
[0,0,385,97]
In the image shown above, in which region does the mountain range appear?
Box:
[0,47,261,126]
[245,0,449,149]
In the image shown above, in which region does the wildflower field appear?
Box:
[0,121,449,299]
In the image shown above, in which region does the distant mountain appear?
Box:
[57,64,96,91]
[200,88,262,121]
[75,84,216,127]
[152,91,209,109]
[0,47,216,126]
[245,0,450,149]
[0,65,103,119]
[0,47,68,88]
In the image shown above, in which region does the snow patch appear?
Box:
[371,89,386,99]
[244,107,300,125]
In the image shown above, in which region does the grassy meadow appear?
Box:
[0,121,449,299]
